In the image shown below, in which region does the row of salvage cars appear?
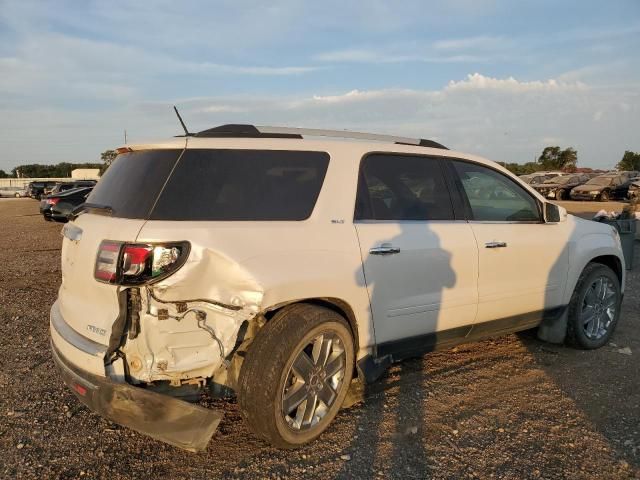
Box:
[521,171,640,201]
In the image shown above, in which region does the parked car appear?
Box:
[51,125,625,451]
[39,186,92,222]
[570,173,633,201]
[533,173,591,200]
[27,181,58,199]
[627,177,640,200]
[0,186,28,198]
[520,172,562,185]
[47,180,97,196]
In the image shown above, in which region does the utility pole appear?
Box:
[124,130,128,144]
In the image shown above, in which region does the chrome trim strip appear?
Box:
[50,302,107,356]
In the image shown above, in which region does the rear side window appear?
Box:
[355,154,454,221]
[86,150,182,219]
[150,149,329,221]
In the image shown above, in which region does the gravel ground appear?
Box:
[1,198,638,479]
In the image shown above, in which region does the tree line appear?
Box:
[0,149,118,178]
[2,148,638,179]
[499,147,639,176]
[0,162,103,178]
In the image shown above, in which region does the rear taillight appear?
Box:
[94,241,189,286]
[95,241,120,282]
[47,198,60,205]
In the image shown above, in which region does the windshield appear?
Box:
[586,177,614,186]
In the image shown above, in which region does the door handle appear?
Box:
[369,244,401,255]
[485,241,507,248]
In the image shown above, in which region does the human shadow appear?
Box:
[334,216,458,479]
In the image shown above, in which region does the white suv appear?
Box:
[50,125,625,451]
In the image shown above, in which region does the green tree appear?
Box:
[100,150,118,174]
[0,169,9,178]
[498,161,541,176]
[11,162,102,178]
[537,146,578,172]
[616,151,640,171]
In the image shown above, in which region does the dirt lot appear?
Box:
[1,198,638,479]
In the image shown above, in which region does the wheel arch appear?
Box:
[262,297,360,353]
[565,252,624,305]
[588,254,623,285]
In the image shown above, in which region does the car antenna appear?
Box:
[173,106,195,137]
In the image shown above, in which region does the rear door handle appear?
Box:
[485,241,507,248]
[369,244,401,255]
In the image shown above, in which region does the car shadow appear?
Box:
[526,218,639,471]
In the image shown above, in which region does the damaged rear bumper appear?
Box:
[51,341,223,452]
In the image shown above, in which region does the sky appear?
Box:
[0,0,639,171]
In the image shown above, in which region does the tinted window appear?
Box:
[87,150,182,219]
[355,154,454,221]
[452,160,540,222]
[150,149,329,221]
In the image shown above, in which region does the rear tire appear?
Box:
[599,190,610,202]
[238,304,354,448]
[566,263,621,349]
[556,189,565,200]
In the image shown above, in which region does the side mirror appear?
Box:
[544,202,567,223]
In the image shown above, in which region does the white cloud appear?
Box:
[446,73,586,92]
[0,29,319,107]
[2,73,638,169]
[155,74,640,169]
[310,89,425,104]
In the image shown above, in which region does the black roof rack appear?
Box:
[191,124,448,149]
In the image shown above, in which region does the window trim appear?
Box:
[445,157,544,224]
[353,151,458,223]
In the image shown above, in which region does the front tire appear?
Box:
[556,189,565,200]
[566,263,621,349]
[238,304,354,448]
[599,190,610,202]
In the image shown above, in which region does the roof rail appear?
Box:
[194,124,447,149]
[194,124,302,139]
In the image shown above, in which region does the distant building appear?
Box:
[71,168,100,180]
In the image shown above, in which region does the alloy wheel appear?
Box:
[581,276,617,340]
[281,331,347,431]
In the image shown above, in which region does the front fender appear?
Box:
[564,232,625,304]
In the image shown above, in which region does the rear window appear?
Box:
[150,149,329,221]
[86,150,182,219]
[87,148,329,220]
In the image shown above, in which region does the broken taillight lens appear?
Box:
[94,241,189,286]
